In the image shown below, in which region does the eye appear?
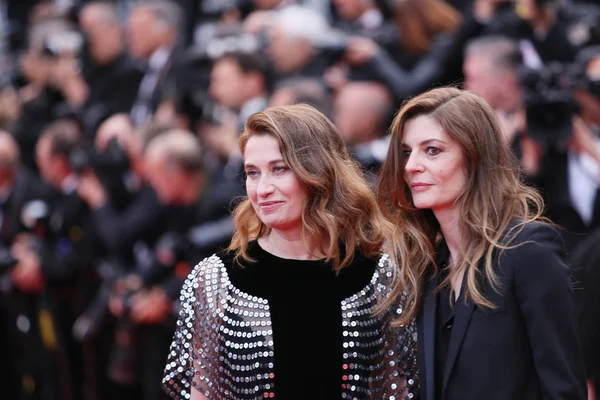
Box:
[402,149,411,158]
[245,169,259,179]
[425,147,441,156]
[272,165,288,174]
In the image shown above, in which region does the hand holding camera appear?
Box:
[344,37,379,66]
[77,170,108,209]
[44,30,89,106]
[570,116,600,164]
[10,236,44,294]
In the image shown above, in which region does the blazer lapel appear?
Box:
[418,274,438,400]
[442,289,476,396]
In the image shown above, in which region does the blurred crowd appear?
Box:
[0,0,600,399]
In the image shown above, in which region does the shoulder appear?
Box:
[182,254,229,296]
[375,253,394,278]
[373,253,397,293]
[504,221,564,251]
[500,221,568,278]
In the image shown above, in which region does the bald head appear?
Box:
[145,129,203,174]
[334,82,393,145]
[144,129,204,205]
[0,131,19,170]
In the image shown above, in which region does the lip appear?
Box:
[409,182,433,192]
[259,201,284,211]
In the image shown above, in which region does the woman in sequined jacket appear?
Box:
[162,104,419,400]
[377,87,586,400]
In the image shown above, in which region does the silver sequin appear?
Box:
[162,254,419,399]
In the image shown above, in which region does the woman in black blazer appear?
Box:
[377,87,586,400]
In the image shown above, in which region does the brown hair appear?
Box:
[394,0,461,55]
[228,104,388,271]
[377,87,545,325]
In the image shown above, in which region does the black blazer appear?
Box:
[417,222,586,400]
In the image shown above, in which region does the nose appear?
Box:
[257,175,275,198]
[404,152,423,175]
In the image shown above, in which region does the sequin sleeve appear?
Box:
[162,255,224,399]
[373,255,419,399]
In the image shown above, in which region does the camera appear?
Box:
[314,30,350,66]
[68,138,133,210]
[78,231,187,384]
[519,61,590,149]
[0,247,18,276]
[68,137,129,176]
[42,31,85,58]
[0,200,50,278]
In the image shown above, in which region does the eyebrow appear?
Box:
[401,139,448,147]
[244,159,286,168]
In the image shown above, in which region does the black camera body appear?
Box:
[68,137,129,176]
[42,30,85,58]
[314,31,350,66]
[0,247,18,277]
[0,199,50,279]
[519,61,589,149]
[68,138,133,210]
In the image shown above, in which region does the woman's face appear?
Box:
[244,134,309,235]
[401,115,467,214]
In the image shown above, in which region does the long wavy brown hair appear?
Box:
[394,0,461,55]
[377,87,546,325]
[229,104,388,271]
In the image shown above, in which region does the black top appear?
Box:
[222,241,378,399]
[435,274,454,400]
[434,241,452,400]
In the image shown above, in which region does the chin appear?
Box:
[262,218,301,234]
[411,196,434,210]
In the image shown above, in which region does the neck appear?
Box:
[261,229,323,260]
[434,207,462,269]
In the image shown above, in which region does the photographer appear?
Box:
[563,45,600,400]
[0,131,56,400]
[329,0,497,103]
[71,116,174,400]
[127,0,186,126]
[12,18,73,173]
[209,51,269,124]
[75,1,144,136]
[194,50,268,180]
[484,0,600,63]
[331,0,401,64]
[527,48,600,252]
[463,35,600,252]
[104,129,243,400]
[266,5,331,83]
[76,116,171,263]
[26,118,105,400]
[333,81,393,179]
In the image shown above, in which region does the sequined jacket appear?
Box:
[162,253,419,399]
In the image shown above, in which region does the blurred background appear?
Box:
[1,0,600,399]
